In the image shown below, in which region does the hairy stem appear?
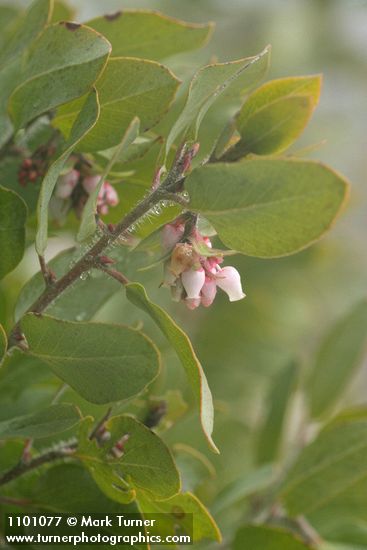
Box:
[0,442,77,488]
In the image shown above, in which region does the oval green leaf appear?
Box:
[9,22,111,129]
[137,491,221,543]
[20,314,161,404]
[0,404,81,439]
[186,158,349,258]
[87,10,213,61]
[53,57,179,152]
[225,75,321,159]
[78,415,180,501]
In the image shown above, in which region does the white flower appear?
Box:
[181,268,205,299]
[215,266,246,302]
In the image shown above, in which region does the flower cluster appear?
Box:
[162,221,245,309]
[53,169,119,218]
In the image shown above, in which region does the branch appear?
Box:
[98,266,129,286]
[8,142,199,348]
[0,441,77,488]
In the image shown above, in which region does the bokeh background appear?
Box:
[1,0,366,539]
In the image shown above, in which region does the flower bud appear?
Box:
[103,181,119,206]
[215,266,246,302]
[181,267,205,299]
[55,169,80,199]
[201,277,217,307]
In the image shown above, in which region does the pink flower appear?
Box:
[83,176,119,215]
[215,266,246,302]
[161,223,185,250]
[102,181,119,206]
[201,277,217,307]
[82,175,100,194]
[55,169,80,199]
[181,268,205,299]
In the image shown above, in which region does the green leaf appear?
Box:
[186,158,349,258]
[212,464,274,514]
[78,415,180,501]
[280,419,367,516]
[0,324,7,362]
[26,462,142,516]
[257,362,298,464]
[15,246,145,323]
[307,301,367,418]
[21,314,160,404]
[0,186,27,280]
[87,10,213,61]
[0,404,81,439]
[137,491,221,544]
[36,89,100,255]
[50,0,75,23]
[233,525,310,550]
[125,282,218,454]
[226,75,321,158]
[9,22,111,129]
[166,46,270,154]
[53,58,179,152]
[77,117,140,242]
[0,0,52,68]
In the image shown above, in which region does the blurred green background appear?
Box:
[1,0,366,538]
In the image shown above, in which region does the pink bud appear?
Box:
[201,278,217,307]
[103,181,119,206]
[55,169,79,199]
[215,266,246,302]
[161,223,185,250]
[82,175,100,194]
[181,268,205,299]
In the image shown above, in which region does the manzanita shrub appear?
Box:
[1,1,365,549]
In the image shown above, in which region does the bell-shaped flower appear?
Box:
[181,267,205,299]
[55,169,80,199]
[215,266,246,302]
[201,277,217,307]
